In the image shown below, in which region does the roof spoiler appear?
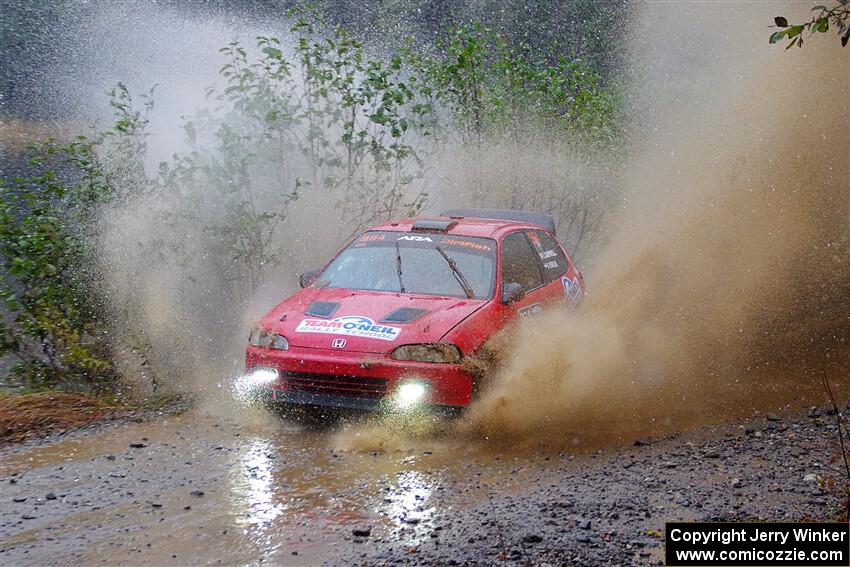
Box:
[440,208,556,235]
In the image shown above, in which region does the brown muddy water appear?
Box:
[0,369,841,567]
[0,411,508,566]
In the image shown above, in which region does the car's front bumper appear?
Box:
[245,345,473,410]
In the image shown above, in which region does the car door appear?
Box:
[499,230,550,319]
[527,229,584,307]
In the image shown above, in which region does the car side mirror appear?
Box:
[299,269,320,288]
[501,282,524,304]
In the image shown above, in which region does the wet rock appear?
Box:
[522,534,543,544]
[22,514,37,520]
[105,455,116,461]
[579,520,591,530]
[12,497,27,503]
[129,442,147,449]
[634,438,651,447]
[704,451,721,459]
[9,478,17,484]
[190,490,205,497]
[45,493,57,500]
[766,413,781,422]
[352,527,372,537]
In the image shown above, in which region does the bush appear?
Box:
[0,84,151,390]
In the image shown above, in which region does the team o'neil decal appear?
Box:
[296,316,401,341]
[562,275,583,305]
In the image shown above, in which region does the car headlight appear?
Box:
[394,381,428,408]
[248,328,289,350]
[232,367,279,399]
[245,367,279,385]
[391,343,462,363]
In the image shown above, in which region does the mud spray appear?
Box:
[59,3,847,446]
[338,3,850,450]
[451,3,850,447]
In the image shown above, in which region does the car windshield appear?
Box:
[316,231,496,300]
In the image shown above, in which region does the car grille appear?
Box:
[281,371,389,399]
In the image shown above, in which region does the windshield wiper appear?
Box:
[395,241,406,293]
[435,245,475,299]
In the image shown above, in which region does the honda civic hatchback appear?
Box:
[243,209,584,414]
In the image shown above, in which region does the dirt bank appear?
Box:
[0,392,188,446]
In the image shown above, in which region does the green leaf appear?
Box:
[262,46,283,59]
[370,111,388,125]
[786,25,804,39]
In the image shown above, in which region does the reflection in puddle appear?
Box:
[227,437,286,557]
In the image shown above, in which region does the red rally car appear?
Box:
[244,209,584,414]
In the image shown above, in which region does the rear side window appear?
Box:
[500,232,543,293]
[527,230,568,283]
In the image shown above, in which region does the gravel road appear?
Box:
[0,403,845,566]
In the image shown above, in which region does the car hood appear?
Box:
[260,288,489,354]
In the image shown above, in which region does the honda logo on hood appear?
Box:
[331,338,347,349]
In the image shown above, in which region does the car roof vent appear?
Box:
[305,301,340,319]
[440,208,556,235]
[412,219,457,232]
[381,307,428,324]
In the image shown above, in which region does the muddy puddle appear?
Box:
[1,370,839,567]
[0,364,844,565]
[0,410,541,566]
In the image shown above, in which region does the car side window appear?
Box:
[500,232,544,293]
[528,230,568,283]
